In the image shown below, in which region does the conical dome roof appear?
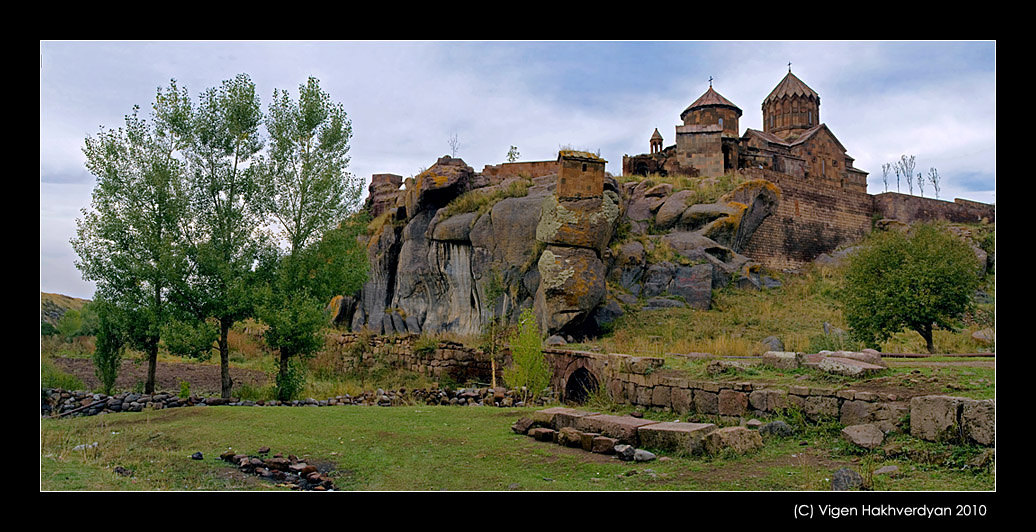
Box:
[650,128,663,141]
[763,71,819,105]
[683,86,742,117]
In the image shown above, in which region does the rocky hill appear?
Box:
[333,156,782,341]
[41,292,90,326]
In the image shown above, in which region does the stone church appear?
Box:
[623,68,869,194]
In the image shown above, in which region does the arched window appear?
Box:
[808,110,813,125]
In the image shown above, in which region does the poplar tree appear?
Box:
[161,74,270,399]
[73,94,190,394]
[256,77,367,399]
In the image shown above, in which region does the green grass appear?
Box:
[41,402,994,491]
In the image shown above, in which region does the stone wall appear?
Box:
[738,167,873,270]
[328,333,509,384]
[481,160,559,183]
[872,192,995,225]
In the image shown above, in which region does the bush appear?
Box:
[502,308,551,403]
[41,359,85,391]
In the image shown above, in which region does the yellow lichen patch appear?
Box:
[558,149,604,162]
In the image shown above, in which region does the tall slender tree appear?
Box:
[73,94,190,394]
[161,74,269,399]
[257,77,367,398]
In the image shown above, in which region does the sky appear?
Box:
[40,40,996,301]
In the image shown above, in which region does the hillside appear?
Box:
[41,292,90,326]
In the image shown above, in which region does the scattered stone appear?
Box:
[113,466,133,477]
[761,351,801,370]
[873,465,899,476]
[744,419,763,430]
[633,449,657,462]
[703,426,763,456]
[614,444,637,461]
[968,448,995,469]
[759,420,795,438]
[257,446,270,455]
[830,467,863,491]
[841,424,885,449]
[191,452,204,460]
[511,417,535,435]
[546,335,567,346]
[817,356,885,377]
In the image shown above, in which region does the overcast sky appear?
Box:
[40,40,996,300]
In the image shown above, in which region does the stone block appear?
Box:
[804,396,840,421]
[529,427,556,442]
[960,398,995,446]
[670,387,693,415]
[573,414,659,445]
[651,385,672,408]
[580,431,601,452]
[531,407,599,430]
[910,395,962,442]
[557,427,584,448]
[818,357,885,377]
[703,426,763,456]
[718,389,748,416]
[693,390,719,415]
[749,389,788,412]
[637,421,718,455]
[591,435,618,454]
[761,351,801,370]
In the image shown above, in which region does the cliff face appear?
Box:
[339,156,780,339]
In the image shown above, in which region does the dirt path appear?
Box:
[51,358,271,396]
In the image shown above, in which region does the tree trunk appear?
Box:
[145,339,159,394]
[278,352,292,401]
[919,323,935,354]
[219,317,233,399]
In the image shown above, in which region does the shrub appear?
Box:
[41,359,85,391]
[502,308,551,403]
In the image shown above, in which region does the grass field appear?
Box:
[40,402,994,492]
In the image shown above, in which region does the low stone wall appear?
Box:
[872,192,995,225]
[328,333,511,385]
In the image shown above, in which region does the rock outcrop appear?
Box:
[342,158,781,338]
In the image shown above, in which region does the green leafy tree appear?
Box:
[259,215,368,400]
[503,307,551,403]
[261,76,361,253]
[840,223,982,353]
[506,145,520,163]
[256,77,366,398]
[158,74,269,398]
[73,93,190,394]
[92,298,127,396]
[56,309,83,340]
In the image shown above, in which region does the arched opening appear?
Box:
[635,162,649,176]
[564,367,599,404]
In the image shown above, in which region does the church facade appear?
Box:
[622,69,869,194]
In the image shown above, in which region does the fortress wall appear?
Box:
[739,168,873,270]
[872,192,995,225]
[481,160,559,183]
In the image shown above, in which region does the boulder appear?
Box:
[534,245,607,335]
[830,467,863,491]
[535,192,620,255]
[910,395,964,442]
[759,420,795,438]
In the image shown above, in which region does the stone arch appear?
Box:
[562,365,600,404]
